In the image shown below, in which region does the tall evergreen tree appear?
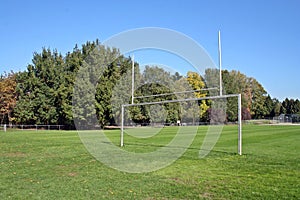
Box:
[14,49,64,124]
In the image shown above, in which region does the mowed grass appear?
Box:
[0,125,299,199]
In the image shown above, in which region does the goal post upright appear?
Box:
[218,30,223,96]
[121,105,125,147]
[218,30,242,155]
[131,54,134,105]
[238,93,242,155]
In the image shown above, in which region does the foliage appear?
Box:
[221,70,269,120]
[186,71,209,121]
[281,98,300,115]
[14,49,65,125]
[0,71,17,124]
[130,66,180,125]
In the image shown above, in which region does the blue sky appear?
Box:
[0,0,299,100]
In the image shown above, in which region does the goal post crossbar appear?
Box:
[133,87,219,99]
[123,93,239,107]
[120,94,242,155]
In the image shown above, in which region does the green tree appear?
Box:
[221,70,249,121]
[95,53,131,127]
[221,70,268,120]
[60,45,83,128]
[282,98,290,114]
[73,42,121,128]
[172,72,183,81]
[249,78,268,119]
[281,98,300,115]
[270,98,281,117]
[14,48,64,124]
[131,82,179,125]
[294,99,300,114]
[128,66,181,125]
[264,95,273,118]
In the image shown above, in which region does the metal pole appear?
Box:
[131,54,134,104]
[123,94,241,107]
[120,105,124,147]
[134,88,218,99]
[218,30,223,96]
[238,94,242,155]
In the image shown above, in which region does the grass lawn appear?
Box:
[0,125,299,199]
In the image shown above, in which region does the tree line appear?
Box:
[1,40,299,128]
[220,70,300,120]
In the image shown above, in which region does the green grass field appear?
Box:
[1,125,299,199]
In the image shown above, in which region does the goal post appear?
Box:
[238,93,242,155]
[120,93,242,155]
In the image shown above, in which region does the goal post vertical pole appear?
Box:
[120,105,124,147]
[218,30,223,96]
[131,54,134,105]
[238,94,242,155]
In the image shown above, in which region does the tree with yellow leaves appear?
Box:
[186,71,209,121]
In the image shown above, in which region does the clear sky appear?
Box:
[0,0,299,100]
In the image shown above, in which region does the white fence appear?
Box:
[0,124,64,132]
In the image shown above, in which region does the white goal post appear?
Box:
[120,93,242,155]
[121,32,243,155]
